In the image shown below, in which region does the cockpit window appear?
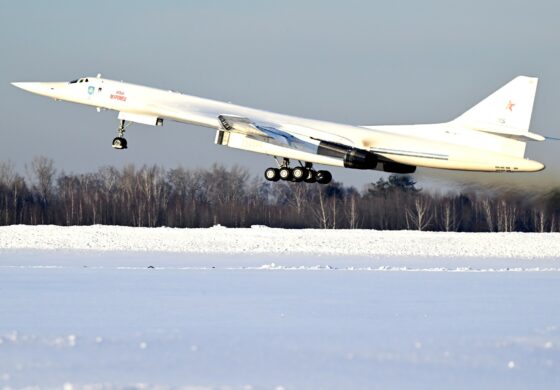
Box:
[69,77,90,84]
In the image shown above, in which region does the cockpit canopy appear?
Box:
[69,77,90,84]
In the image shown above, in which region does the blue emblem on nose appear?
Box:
[88,86,95,95]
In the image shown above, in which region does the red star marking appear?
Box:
[506,100,515,111]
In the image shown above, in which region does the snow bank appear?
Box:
[0,225,558,258]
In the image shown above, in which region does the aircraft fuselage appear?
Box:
[12,76,546,179]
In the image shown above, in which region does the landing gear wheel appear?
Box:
[304,169,317,183]
[292,167,306,182]
[279,167,292,181]
[264,167,280,182]
[113,119,128,150]
[112,137,128,149]
[316,170,332,184]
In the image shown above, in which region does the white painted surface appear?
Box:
[11,76,546,173]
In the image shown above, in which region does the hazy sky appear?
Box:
[1,0,559,191]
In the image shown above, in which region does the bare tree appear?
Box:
[496,199,517,232]
[345,192,360,229]
[0,162,16,225]
[441,197,459,232]
[533,208,547,233]
[27,157,56,224]
[313,186,329,229]
[481,198,495,232]
[406,196,433,231]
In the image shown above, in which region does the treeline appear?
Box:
[0,157,559,231]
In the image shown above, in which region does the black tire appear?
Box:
[304,169,317,183]
[112,137,127,149]
[264,167,280,182]
[316,170,332,184]
[292,167,306,182]
[279,167,292,181]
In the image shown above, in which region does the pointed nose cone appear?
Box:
[11,81,63,98]
[11,82,43,94]
[11,81,52,96]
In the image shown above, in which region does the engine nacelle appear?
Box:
[343,148,378,169]
[317,141,377,170]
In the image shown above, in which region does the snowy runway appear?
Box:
[0,227,559,389]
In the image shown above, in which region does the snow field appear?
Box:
[0,225,559,258]
[0,226,559,389]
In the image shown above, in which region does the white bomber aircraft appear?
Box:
[12,75,547,184]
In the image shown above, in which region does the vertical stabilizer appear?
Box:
[453,76,539,158]
[454,76,538,132]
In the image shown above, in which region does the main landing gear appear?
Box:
[264,159,332,185]
[112,119,128,149]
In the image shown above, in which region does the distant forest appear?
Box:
[0,157,559,231]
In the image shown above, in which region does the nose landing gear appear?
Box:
[112,119,128,149]
[264,159,332,185]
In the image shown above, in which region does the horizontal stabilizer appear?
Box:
[478,130,545,142]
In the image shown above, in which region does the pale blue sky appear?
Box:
[1,0,558,190]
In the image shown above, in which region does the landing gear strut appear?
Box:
[263,159,332,185]
[112,119,128,149]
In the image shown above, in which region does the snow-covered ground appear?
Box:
[0,226,559,390]
[1,225,560,258]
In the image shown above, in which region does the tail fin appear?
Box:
[452,76,542,157]
[454,75,538,132]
